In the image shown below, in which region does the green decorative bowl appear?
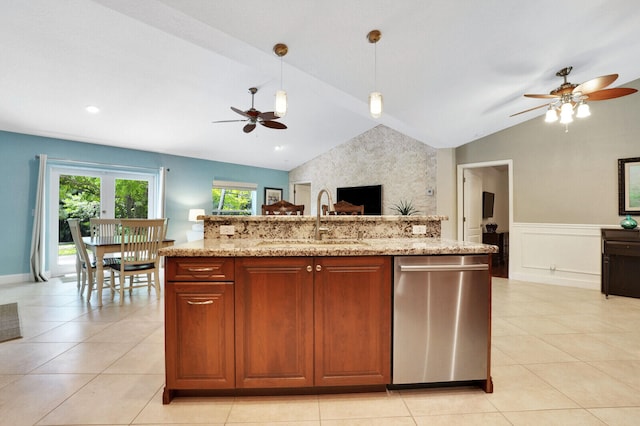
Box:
[620,215,638,230]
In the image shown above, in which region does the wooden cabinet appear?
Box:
[164,258,235,403]
[234,256,391,389]
[601,228,640,298]
[234,257,314,388]
[164,255,391,402]
[314,256,391,386]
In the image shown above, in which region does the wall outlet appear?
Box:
[220,225,235,236]
[412,225,427,235]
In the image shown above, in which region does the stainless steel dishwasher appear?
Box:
[392,255,490,385]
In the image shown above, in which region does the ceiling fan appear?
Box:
[510,66,638,123]
[212,87,287,133]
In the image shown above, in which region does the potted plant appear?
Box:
[391,200,419,215]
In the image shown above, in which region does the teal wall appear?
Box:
[0,130,289,277]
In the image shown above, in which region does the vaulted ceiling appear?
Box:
[2,1,640,171]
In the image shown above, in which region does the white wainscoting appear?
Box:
[509,223,608,290]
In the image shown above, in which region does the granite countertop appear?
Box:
[160,237,498,257]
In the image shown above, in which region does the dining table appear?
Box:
[83,236,175,306]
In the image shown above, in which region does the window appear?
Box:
[212,180,257,215]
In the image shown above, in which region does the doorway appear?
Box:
[457,160,513,277]
[292,182,311,215]
[49,166,157,277]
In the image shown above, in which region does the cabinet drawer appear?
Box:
[605,241,640,257]
[166,257,235,281]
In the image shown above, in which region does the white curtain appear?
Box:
[158,166,166,218]
[30,154,48,282]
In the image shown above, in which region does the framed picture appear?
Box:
[264,187,283,205]
[618,157,640,215]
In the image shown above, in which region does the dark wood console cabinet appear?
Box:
[601,228,640,298]
[482,232,508,265]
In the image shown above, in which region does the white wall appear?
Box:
[436,148,457,239]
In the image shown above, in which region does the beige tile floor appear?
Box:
[1,274,640,425]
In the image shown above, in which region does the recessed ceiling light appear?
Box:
[85,105,100,114]
[274,145,284,151]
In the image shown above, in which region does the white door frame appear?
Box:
[456,159,514,241]
[49,166,157,277]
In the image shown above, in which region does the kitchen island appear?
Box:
[160,215,496,403]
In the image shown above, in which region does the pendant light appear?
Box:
[367,30,383,118]
[273,43,288,118]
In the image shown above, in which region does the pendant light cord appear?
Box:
[280,56,284,89]
[373,41,377,91]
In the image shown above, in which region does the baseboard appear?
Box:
[0,273,34,285]
[509,271,600,291]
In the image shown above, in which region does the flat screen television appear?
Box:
[482,191,495,218]
[336,185,382,215]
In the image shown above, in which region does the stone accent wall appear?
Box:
[289,125,437,215]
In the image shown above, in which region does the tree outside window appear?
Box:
[212,180,257,215]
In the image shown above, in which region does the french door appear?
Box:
[49,166,157,277]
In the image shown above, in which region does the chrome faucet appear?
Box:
[315,188,334,240]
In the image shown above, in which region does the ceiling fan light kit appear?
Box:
[512,66,637,129]
[576,101,591,118]
[273,43,288,118]
[367,29,383,118]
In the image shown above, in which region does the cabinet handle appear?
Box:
[187,300,214,305]
[316,264,322,272]
[186,267,215,272]
[306,265,312,272]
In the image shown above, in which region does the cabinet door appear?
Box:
[235,257,314,388]
[165,282,235,390]
[314,256,391,386]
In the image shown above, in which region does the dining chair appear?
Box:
[89,218,120,238]
[89,218,122,264]
[108,219,165,305]
[322,200,365,215]
[67,218,114,301]
[262,200,305,215]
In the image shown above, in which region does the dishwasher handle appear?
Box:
[400,263,489,272]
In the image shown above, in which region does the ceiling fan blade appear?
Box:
[524,93,560,99]
[231,106,251,118]
[243,123,256,133]
[573,74,618,95]
[259,111,279,121]
[584,87,638,101]
[260,120,287,130]
[509,103,550,117]
[212,119,248,124]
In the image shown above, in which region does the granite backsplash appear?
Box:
[202,215,446,240]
